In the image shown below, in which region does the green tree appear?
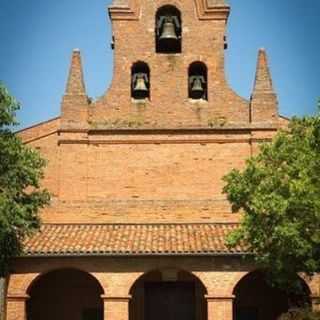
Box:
[0,83,50,320]
[223,110,320,292]
[279,308,320,320]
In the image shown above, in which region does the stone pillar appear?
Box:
[102,295,131,320]
[6,294,29,320]
[206,295,234,320]
[311,295,320,312]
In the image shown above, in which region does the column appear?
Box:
[102,295,131,320]
[6,294,29,320]
[206,295,234,320]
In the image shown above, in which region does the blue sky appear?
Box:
[0,0,319,130]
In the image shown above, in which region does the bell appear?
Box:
[190,76,205,99]
[133,73,148,92]
[133,73,148,98]
[191,77,204,93]
[159,16,178,41]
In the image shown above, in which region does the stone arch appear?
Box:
[129,268,207,320]
[232,270,311,320]
[8,265,108,298]
[26,268,104,320]
[25,267,105,295]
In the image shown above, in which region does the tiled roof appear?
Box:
[23,223,246,257]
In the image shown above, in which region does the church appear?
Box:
[6,1,320,320]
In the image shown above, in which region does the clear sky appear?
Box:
[0,0,319,130]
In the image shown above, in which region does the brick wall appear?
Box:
[16,0,284,224]
[17,120,282,224]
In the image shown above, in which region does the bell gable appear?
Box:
[59,0,279,130]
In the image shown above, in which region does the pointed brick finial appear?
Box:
[65,49,86,95]
[250,48,278,126]
[252,48,274,94]
[61,49,88,129]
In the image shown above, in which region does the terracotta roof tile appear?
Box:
[23,223,246,257]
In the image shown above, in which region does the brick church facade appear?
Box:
[5,0,320,320]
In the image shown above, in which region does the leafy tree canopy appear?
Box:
[223,109,320,291]
[280,308,320,320]
[0,83,50,276]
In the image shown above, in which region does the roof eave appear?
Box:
[19,252,251,258]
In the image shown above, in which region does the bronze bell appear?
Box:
[191,77,203,93]
[132,73,148,98]
[190,75,205,99]
[159,16,178,41]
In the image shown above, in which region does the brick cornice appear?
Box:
[195,0,230,21]
[22,130,58,144]
[58,138,272,146]
[108,0,230,21]
[57,127,275,145]
[58,127,278,135]
[108,0,139,21]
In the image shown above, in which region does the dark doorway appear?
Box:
[27,269,104,320]
[235,307,259,320]
[145,282,195,320]
[129,270,207,320]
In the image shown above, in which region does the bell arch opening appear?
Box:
[26,268,104,320]
[188,62,208,100]
[129,269,207,320]
[131,61,150,100]
[233,271,311,320]
[155,5,182,54]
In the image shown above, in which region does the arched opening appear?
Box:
[155,5,182,53]
[188,62,208,100]
[131,61,150,100]
[27,268,104,320]
[130,269,207,320]
[233,271,311,320]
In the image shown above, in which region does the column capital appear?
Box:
[205,294,235,301]
[101,294,132,302]
[311,296,320,304]
[7,294,30,302]
[311,296,320,312]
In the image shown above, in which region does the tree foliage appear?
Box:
[223,110,320,290]
[0,83,50,276]
[280,308,320,320]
